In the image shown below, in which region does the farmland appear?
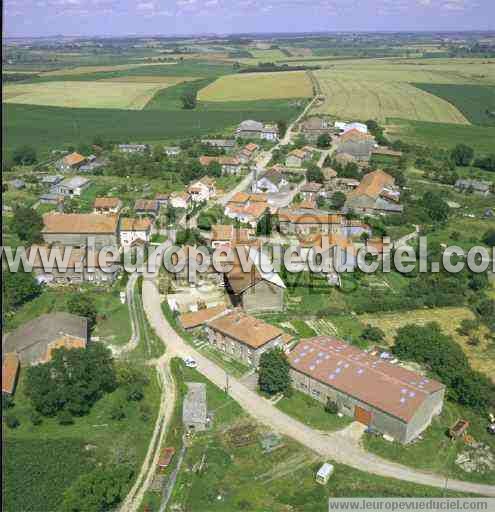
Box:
[413,83,495,126]
[198,71,313,101]
[3,102,301,159]
[3,80,186,110]
[359,307,495,382]
[312,76,469,124]
[386,118,495,154]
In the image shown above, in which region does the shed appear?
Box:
[182,382,208,432]
[316,462,334,484]
[158,447,176,469]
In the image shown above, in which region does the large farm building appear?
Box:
[288,336,445,444]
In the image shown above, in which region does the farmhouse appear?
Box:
[183,383,208,432]
[300,182,323,201]
[199,155,242,175]
[334,121,368,134]
[286,148,311,168]
[120,218,152,248]
[154,193,169,207]
[205,310,285,366]
[201,139,236,152]
[300,117,330,142]
[118,144,148,153]
[455,179,492,196]
[345,170,402,214]
[179,305,228,330]
[56,152,86,172]
[2,353,20,395]
[134,199,160,217]
[288,336,445,444]
[298,233,357,269]
[27,244,119,284]
[164,146,181,157]
[236,120,279,141]
[3,313,88,366]
[225,194,268,228]
[238,143,259,164]
[253,168,288,193]
[188,176,216,203]
[210,224,252,249]
[93,197,123,215]
[336,129,376,162]
[51,176,91,197]
[42,213,119,249]
[278,207,371,238]
[224,247,285,313]
[39,192,64,207]
[169,191,190,209]
[41,175,63,187]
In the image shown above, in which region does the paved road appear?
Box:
[142,278,495,497]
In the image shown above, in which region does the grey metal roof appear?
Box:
[3,313,88,365]
[59,176,90,188]
[182,382,207,425]
[239,120,263,131]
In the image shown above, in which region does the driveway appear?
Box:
[142,278,495,497]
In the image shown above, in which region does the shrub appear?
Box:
[58,410,74,425]
[6,414,20,429]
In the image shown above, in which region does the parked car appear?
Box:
[184,356,197,368]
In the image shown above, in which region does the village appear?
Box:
[3,109,495,510]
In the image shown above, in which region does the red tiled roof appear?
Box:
[179,305,228,329]
[289,337,444,422]
[42,213,119,234]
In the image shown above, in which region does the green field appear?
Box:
[3,365,161,511]
[313,75,468,124]
[413,83,495,126]
[387,118,495,154]
[3,102,301,159]
[198,71,313,101]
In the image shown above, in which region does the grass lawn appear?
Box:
[276,390,353,432]
[363,401,495,485]
[3,364,161,512]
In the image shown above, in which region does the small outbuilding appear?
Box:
[316,462,334,484]
[182,382,208,432]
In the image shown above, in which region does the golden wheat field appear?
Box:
[313,76,469,124]
[3,79,187,109]
[198,71,313,101]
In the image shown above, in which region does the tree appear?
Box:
[482,229,495,247]
[316,133,331,149]
[331,191,346,210]
[68,293,97,330]
[3,270,41,313]
[25,344,117,417]
[6,414,20,429]
[11,206,43,244]
[181,90,197,110]
[13,145,37,165]
[258,349,291,396]
[62,465,134,512]
[421,191,449,223]
[277,120,287,138]
[324,398,339,414]
[207,160,222,177]
[451,144,474,167]
[361,325,385,343]
[457,319,479,337]
[306,164,324,184]
[256,208,273,236]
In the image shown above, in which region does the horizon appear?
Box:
[4,0,495,39]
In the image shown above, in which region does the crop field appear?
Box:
[387,118,495,154]
[413,83,495,126]
[40,61,178,76]
[198,71,313,101]
[3,80,176,109]
[3,102,302,159]
[359,307,495,381]
[312,76,469,124]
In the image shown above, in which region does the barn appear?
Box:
[288,336,445,444]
